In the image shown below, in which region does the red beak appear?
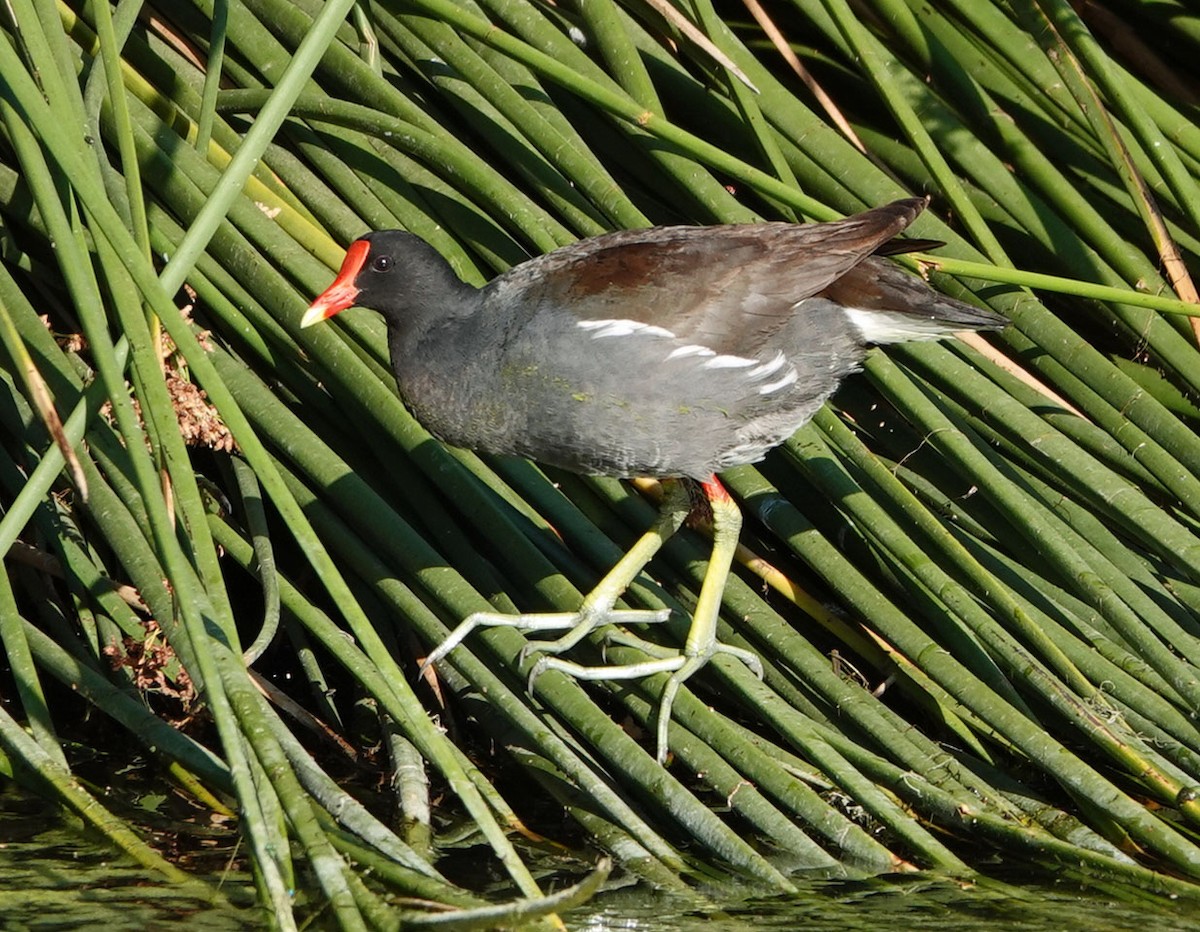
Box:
[301,239,370,327]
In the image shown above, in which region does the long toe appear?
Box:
[521,606,672,658]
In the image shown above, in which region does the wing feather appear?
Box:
[485,199,928,357]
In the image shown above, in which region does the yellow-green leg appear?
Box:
[421,476,762,763]
[529,476,762,763]
[419,480,692,677]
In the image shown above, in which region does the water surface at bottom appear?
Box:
[2,786,1192,930]
[571,872,1196,931]
[0,789,257,931]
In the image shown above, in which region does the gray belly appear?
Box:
[399,341,863,479]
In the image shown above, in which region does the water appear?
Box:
[572,875,1198,931]
[0,790,256,930]
[2,787,1193,930]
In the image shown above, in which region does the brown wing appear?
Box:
[491,198,928,357]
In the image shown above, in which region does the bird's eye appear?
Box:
[372,255,394,273]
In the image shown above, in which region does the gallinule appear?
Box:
[302,197,1006,762]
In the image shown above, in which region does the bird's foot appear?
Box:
[515,601,672,664]
[418,604,670,678]
[528,639,763,763]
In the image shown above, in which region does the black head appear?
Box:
[301,230,470,328]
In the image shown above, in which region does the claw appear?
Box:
[526,656,549,695]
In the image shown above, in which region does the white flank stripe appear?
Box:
[666,344,715,360]
[578,318,675,339]
[758,369,798,394]
[747,350,787,378]
[702,353,758,369]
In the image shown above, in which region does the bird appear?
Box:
[301,197,1007,763]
